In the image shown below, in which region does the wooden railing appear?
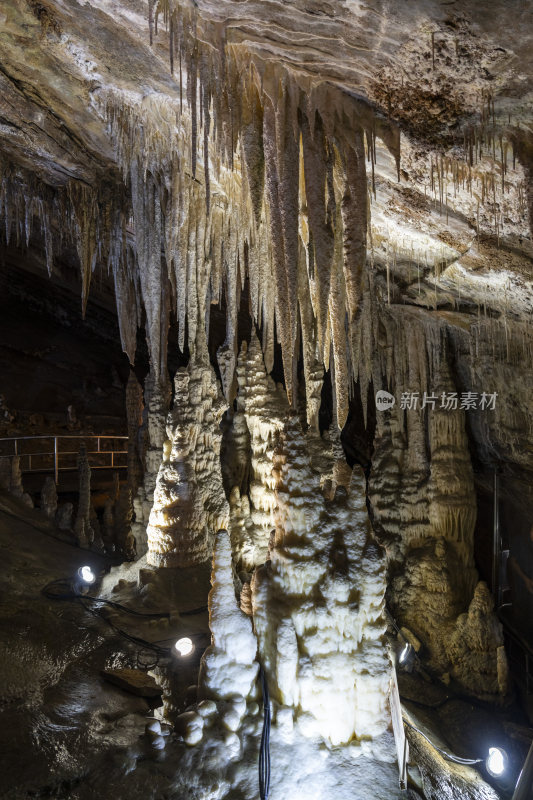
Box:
[0,435,128,485]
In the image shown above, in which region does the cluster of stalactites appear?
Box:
[0,156,139,362]
[0,2,402,429]
[98,0,404,426]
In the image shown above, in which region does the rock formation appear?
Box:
[40,477,57,519]
[132,372,170,557]
[146,354,229,567]
[199,529,259,701]
[73,444,94,549]
[252,411,390,746]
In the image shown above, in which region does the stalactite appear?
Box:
[241,81,265,227]
[300,107,334,354]
[262,94,294,403]
[341,129,367,324]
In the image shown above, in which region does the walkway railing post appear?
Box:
[54,437,59,485]
[512,739,533,800]
[0,434,127,482]
[492,469,500,607]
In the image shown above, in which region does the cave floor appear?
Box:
[0,497,151,799]
[1,496,530,800]
[0,496,211,799]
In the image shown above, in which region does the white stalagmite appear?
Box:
[199,529,259,700]
[252,411,390,747]
[146,355,229,568]
[228,333,287,570]
[132,371,170,558]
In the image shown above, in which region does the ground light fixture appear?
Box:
[174,637,194,657]
[485,747,508,778]
[397,642,415,669]
[404,718,511,784]
[78,565,96,585]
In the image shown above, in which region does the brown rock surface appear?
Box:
[100,667,162,698]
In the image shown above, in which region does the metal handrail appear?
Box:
[0,434,128,485]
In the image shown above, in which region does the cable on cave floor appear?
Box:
[259,664,271,800]
[42,578,207,666]
[403,718,483,766]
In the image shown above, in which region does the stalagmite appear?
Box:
[56,503,73,531]
[9,456,24,499]
[102,497,115,551]
[146,356,229,568]
[252,411,390,746]
[446,582,509,701]
[132,371,170,557]
[0,459,11,492]
[228,334,287,570]
[199,529,259,701]
[40,477,57,519]
[114,485,136,560]
[367,310,509,698]
[125,370,144,495]
[73,444,94,549]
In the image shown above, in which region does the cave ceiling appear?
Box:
[0,0,532,425]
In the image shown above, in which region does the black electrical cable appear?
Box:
[403,718,483,766]
[259,665,271,800]
[76,595,171,657]
[84,596,171,618]
[180,605,208,616]
[41,578,206,663]
[42,579,206,618]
